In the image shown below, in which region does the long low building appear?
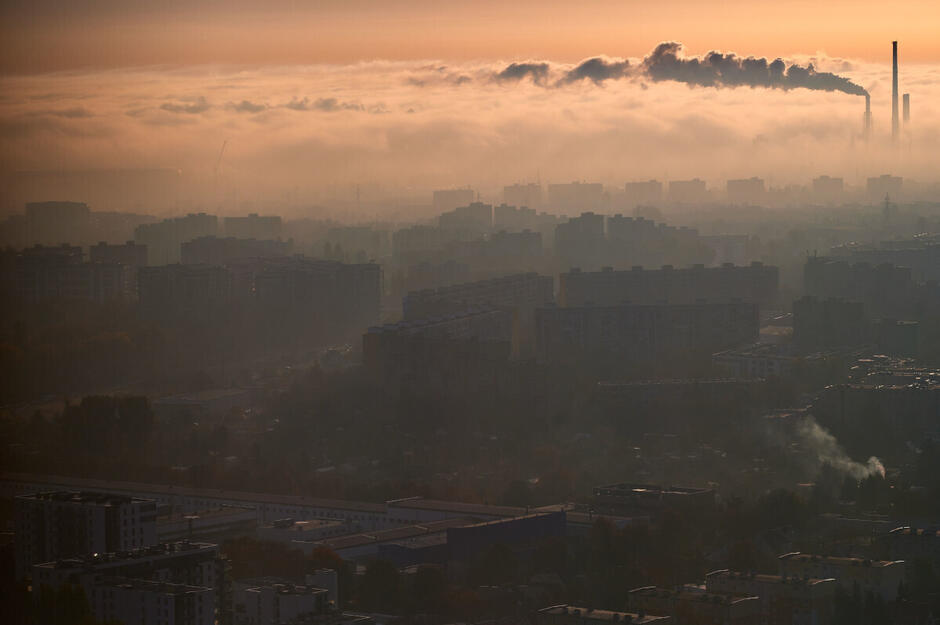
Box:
[2,473,646,543]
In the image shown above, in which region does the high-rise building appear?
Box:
[547,182,604,212]
[24,201,91,246]
[559,262,778,307]
[503,183,542,209]
[432,188,475,212]
[727,177,766,205]
[135,213,219,265]
[667,178,708,203]
[624,180,663,206]
[15,491,157,579]
[223,213,282,240]
[535,301,759,367]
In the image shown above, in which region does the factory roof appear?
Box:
[3,472,386,514]
[778,553,904,568]
[538,605,670,623]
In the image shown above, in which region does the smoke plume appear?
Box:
[495,41,868,97]
[794,417,885,479]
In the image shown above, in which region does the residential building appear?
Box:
[667,179,708,204]
[89,577,214,625]
[232,578,331,625]
[535,301,758,368]
[777,553,905,601]
[224,214,282,240]
[537,605,671,624]
[705,569,836,625]
[625,180,664,206]
[792,297,868,353]
[503,183,543,210]
[559,263,778,307]
[628,586,760,625]
[432,188,475,213]
[15,491,157,580]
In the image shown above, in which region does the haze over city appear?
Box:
[1,3,939,625]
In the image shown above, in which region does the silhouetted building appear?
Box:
[135,213,219,265]
[252,258,381,339]
[705,570,836,625]
[803,256,916,318]
[90,241,148,267]
[535,301,758,368]
[792,297,867,353]
[503,183,542,210]
[727,177,766,205]
[223,213,282,240]
[138,264,233,319]
[15,491,157,579]
[438,201,492,234]
[180,236,291,265]
[10,244,131,302]
[363,308,512,390]
[866,175,902,202]
[777,553,905,601]
[812,176,844,204]
[667,178,708,203]
[559,262,778,307]
[25,201,91,246]
[554,212,605,268]
[403,272,552,356]
[547,181,604,211]
[625,180,664,206]
[432,188,475,212]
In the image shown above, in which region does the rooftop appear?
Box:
[706,569,836,586]
[17,491,150,507]
[538,605,670,623]
[777,553,904,568]
[3,472,386,514]
[96,576,211,596]
[315,517,475,551]
[34,541,219,570]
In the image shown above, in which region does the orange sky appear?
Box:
[2,0,939,73]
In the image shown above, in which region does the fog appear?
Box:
[1,43,938,215]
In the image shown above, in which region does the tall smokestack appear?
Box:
[892,41,899,140]
[864,93,872,137]
[903,93,910,123]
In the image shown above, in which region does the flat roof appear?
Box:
[539,605,670,623]
[777,552,903,568]
[96,576,211,595]
[17,491,151,507]
[34,541,219,570]
[387,497,527,518]
[706,570,836,586]
[315,517,475,551]
[3,472,386,514]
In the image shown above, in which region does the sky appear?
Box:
[1,1,938,213]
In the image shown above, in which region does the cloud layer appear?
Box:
[0,43,937,213]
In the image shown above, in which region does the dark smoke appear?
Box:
[645,42,867,96]
[560,57,631,85]
[493,42,868,97]
[494,62,550,85]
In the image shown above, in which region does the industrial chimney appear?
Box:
[892,41,899,140]
[903,93,910,123]
[864,93,872,137]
